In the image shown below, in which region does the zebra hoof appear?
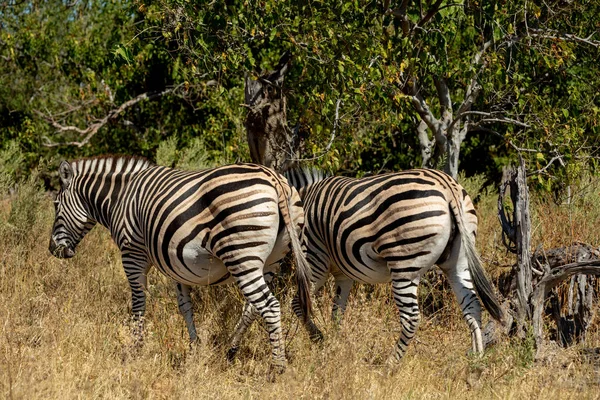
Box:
[188,337,200,351]
[226,346,239,363]
[309,330,324,343]
[267,363,286,381]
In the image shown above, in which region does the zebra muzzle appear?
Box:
[49,239,75,259]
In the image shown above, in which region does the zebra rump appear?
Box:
[284,167,504,362]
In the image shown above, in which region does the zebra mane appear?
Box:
[70,155,154,176]
[284,167,330,190]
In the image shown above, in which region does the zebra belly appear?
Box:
[154,236,283,287]
[335,242,392,284]
[175,241,232,285]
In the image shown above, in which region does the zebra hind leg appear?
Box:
[175,282,198,345]
[226,271,275,362]
[233,268,286,373]
[227,302,259,362]
[388,274,421,365]
[439,237,484,355]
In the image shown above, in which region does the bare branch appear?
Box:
[402,80,440,133]
[416,119,433,167]
[457,40,493,116]
[434,77,452,126]
[40,87,178,148]
[387,0,412,36]
[527,155,564,176]
[527,28,600,48]
[447,110,530,136]
[414,0,444,29]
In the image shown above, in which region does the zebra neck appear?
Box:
[76,172,133,231]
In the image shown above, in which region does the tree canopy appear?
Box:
[1,0,599,187]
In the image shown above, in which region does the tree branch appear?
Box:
[527,28,600,48]
[527,155,565,176]
[40,87,178,148]
[447,110,530,137]
[415,0,444,29]
[403,80,440,133]
[434,77,452,126]
[457,40,493,116]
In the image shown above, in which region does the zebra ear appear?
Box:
[59,161,73,188]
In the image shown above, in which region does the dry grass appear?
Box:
[1,176,600,399]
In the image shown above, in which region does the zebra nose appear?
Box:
[64,247,75,258]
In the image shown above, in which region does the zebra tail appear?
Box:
[450,194,505,323]
[277,185,313,323]
[462,234,505,323]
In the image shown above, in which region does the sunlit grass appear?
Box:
[1,175,599,399]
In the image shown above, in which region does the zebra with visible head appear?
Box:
[233,167,505,363]
[48,155,311,372]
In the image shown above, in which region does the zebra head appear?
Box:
[49,161,96,259]
[244,51,290,109]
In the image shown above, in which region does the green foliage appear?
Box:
[6,164,47,240]
[155,136,179,168]
[0,140,25,193]
[156,136,222,170]
[1,0,599,187]
[177,138,220,170]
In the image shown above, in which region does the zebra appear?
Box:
[48,155,311,371]
[282,167,505,362]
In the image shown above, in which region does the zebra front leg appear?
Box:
[227,271,275,362]
[331,271,353,323]
[122,255,151,347]
[388,275,421,364]
[175,282,198,344]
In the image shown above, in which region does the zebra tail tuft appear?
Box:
[463,235,505,323]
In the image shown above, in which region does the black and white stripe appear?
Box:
[49,156,311,370]
[284,168,504,362]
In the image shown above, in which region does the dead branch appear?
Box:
[527,155,565,176]
[40,87,178,148]
[527,28,600,48]
[532,259,600,352]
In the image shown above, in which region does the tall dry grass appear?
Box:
[1,174,599,399]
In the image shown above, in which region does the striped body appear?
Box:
[49,156,311,371]
[286,168,504,362]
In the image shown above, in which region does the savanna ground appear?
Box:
[2,173,600,399]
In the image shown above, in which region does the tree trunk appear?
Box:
[498,161,600,356]
[498,158,533,337]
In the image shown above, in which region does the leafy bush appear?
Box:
[6,163,48,241]
[155,136,179,168]
[0,140,26,195]
[177,138,221,170]
[156,136,222,170]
